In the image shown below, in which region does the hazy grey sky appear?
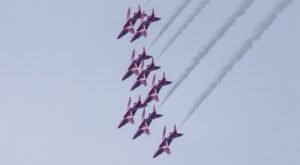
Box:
[0,0,299,165]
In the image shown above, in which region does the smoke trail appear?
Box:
[149,0,192,48]
[158,0,255,109]
[158,0,210,59]
[144,0,151,8]
[180,0,293,126]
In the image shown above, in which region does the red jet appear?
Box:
[131,58,161,91]
[118,96,144,129]
[156,72,172,93]
[122,49,139,81]
[145,9,161,29]
[131,5,147,26]
[130,13,147,42]
[132,105,162,140]
[135,47,152,67]
[117,97,134,128]
[130,95,144,117]
[153,125,183,158]
[117,8,135,39]
[143,74,159,106]
[143,73,172,106]
[142,57,161,78]
[122,47,152,81]
[131,61,147,91]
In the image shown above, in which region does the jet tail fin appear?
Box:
[152,8,155,17]
[138,5,141,14]
[153,105,156,113]
[143,46,146,54]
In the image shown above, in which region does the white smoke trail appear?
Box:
[159,0,255,109]
[144,0,151,8]
[158,0,210,59]
[180,0,293,126]
[149,0,192,48]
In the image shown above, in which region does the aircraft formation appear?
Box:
[117,5,161,42]
[116,5,183,158]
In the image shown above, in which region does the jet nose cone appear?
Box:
[132,134,138,140]
[117,123,123,129]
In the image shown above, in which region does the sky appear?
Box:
[0,0,299,165]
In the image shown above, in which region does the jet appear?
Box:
[118,96,144,129]
[130,95,144,116]
[143,74,159,106]
[135,47,152,67]
[117,97,134,129]
[132,106,162,140]
[145,9,161,29]
[131,58,160,91]
[156,72,172,93]
[130,61,147,91]
[117,8,135,39]
[130,13,147,42]
[122,47,152,81]
[153,125,183,158]
[143,57,161,79]
[122,49,139,81]
[131,5,147,26]
[143,73,171,106]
